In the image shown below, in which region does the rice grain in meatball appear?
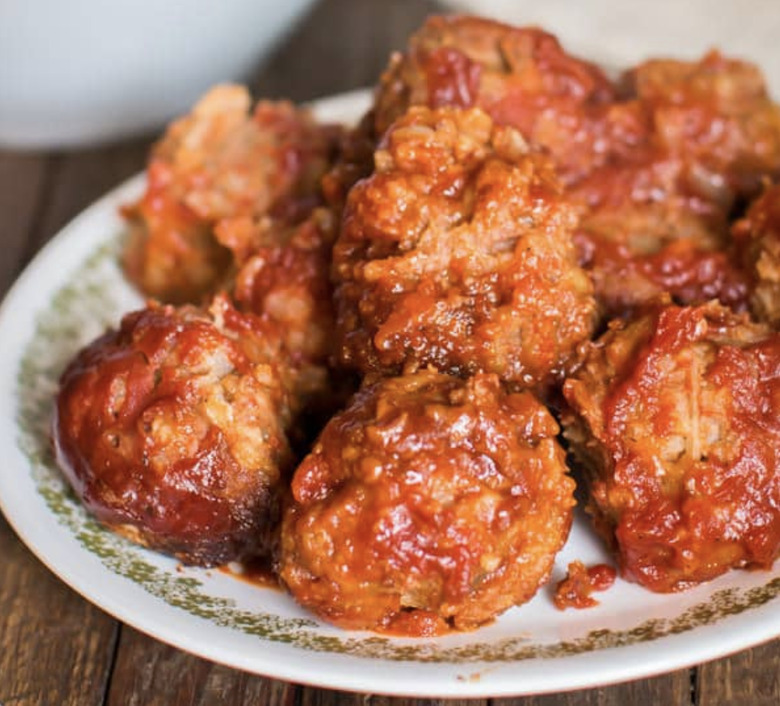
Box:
[53,295,294,566]
[333,105,597,390]
[279,370,576,634]
[563,300,780,592]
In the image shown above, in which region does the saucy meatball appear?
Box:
[625,52,780,199]
[333,105,597,389]
[373,18,780,320]
[53,295,294,566]
[217,208,337,369]
[373,14,617,185]
[122,85,337,304]
[571,52,780,317]
[563,300,780,592]
[279,370,576,634]
[732,183,780,327]
[572,162,749,317]
[215,207,344,419]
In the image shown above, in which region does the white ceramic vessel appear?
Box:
[0,0,317,148]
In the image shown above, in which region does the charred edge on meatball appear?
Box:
[53,296,297,567]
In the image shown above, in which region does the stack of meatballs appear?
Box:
[53,15,780,635]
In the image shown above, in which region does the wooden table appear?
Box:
[1,1,779,703]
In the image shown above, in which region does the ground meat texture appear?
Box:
[122,85,338,304]
[373,15,617,186]
[217,208,337,370]
[562,300,780,592]
[332,106,597,389]
[372,19,780,321]
[53,295,294,567]
[732,184,780,327]
[279,370,576,634]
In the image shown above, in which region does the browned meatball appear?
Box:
[563,300,780,592]
[279,370,575,634]
[373,14,618,186]
[625,52,780,199]
[570,52,780,317]
[122,85,338,304]
[571,159,750,317]
[732,183,780,327]
[53,295,294,566]
[217,209,337,371]
[333,105,597,390]
[215,207,347,421]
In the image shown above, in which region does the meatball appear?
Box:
[373,14,618,185]
[332,105,597,390]
[53,295,294,566]
[215,207,347,422]
[563,300,780,592]
[625,52,780,199]
[571,162,749,317]
[372,20,780,320]
[732,183,780,327]
[570,52,780,317]
[122,85,338,304]
[217,208,337,370]
[279,370,576,634]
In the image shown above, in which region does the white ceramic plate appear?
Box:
[2,90,780,699]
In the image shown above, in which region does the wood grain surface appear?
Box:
[0,0,776,704]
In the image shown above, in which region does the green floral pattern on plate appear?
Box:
[14,240,780,663]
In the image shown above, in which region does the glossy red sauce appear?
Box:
[279,371,576,634]
[424,46,481,110]
[554,561,617,610]
[598,304,780,591]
